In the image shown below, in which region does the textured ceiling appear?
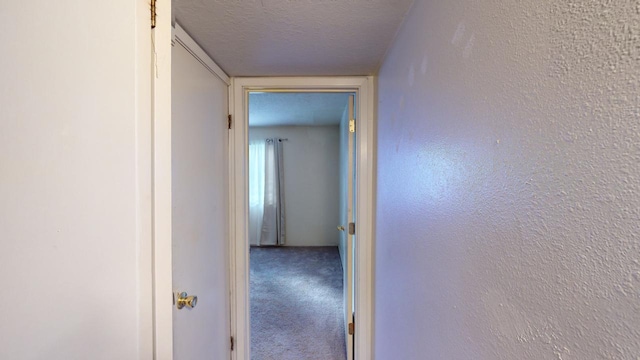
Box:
[173,0,414,76]
[249,92,350,127]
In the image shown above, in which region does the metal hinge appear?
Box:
[348,322,355,335]
[228,114,232,129]
[348,222,355,235]
[150,0,157,29]
[230,336,234,351]
[349,118,356,133]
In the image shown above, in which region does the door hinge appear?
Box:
[150,0,157,29]
[349,118,356,133]
[348,322,355,335]
[228,114,232,129]
[230,336,234,351]
[348,222,355,235]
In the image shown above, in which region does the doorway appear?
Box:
[229,77,375,360]
[247,92,353,359]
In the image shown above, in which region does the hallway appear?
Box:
[1,0,638,359]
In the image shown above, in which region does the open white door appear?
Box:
[345,95,356,360]
[171,26,231,359]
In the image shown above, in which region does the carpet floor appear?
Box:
[250,246,346,360]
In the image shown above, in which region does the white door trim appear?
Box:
[135,0,154,358]
[152,4,173,360]
[229,76,376,360]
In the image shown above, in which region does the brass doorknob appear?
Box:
[176,292,198,309]
[337,226,345,231]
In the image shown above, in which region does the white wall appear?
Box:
[375,0,640,359]
[0,1,150,359]
[250,126,340,246]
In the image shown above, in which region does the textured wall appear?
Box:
[375,0,640,359]
[250,126,340,246]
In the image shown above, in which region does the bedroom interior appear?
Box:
[248,91,353,359]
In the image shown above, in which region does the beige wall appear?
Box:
[375,0,640,358]
[0,1,149,358]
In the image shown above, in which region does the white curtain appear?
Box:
[260,139,286,245]
[249,140,266,245]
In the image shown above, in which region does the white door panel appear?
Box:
[172,40,230,359]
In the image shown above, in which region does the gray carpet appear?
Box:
[250,246,346,360]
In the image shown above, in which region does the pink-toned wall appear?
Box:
[374,0,640,358]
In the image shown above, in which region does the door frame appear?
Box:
[151,3,173,359]
[229,77,376,360]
